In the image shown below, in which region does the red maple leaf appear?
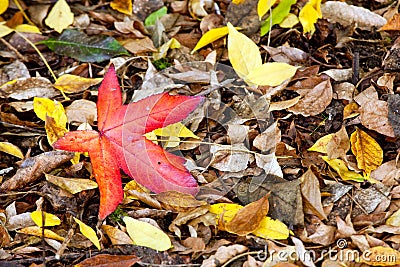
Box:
[54,65,203,219]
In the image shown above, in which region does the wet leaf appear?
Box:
[123,216,171,251]
[74,217,101,250]
[45,0,74,33]
[30,211,61,227]
[45,174,98,194]
[0,142,24,159]
[39,30,129,63]
[350,128,383,175]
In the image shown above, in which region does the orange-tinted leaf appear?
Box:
[75,254,139,267]
[225,193,270,235]
[53,65,203,219]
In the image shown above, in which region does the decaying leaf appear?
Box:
[154,191,207,212]
[350,128,383,175]
[300,168,327,220]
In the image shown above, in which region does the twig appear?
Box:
[0,37,28,61]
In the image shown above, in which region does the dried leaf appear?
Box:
[54,75,102,94]
[75,254,139,267]
[45,0,74,33]
[154,191,208,212]
[201,245,248,267]
[350,128,383,175]
[321,1,387,31]
[386,209,400,227]
[123,216,171,251]
[326,126,350,160]
[225,193,270,235]
[110,0,132,15]
[74,217,101,250]
[45,174,98,194]
[300,169,327,220]
[30,211,61,227]
[17,226,65,241]
[252,216,290,240]
[380,13,400,31]
[101,225,133,245]
[308,134,333,154]
[322,156,364,182]
[358,246,400,266]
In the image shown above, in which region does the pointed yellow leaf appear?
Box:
[386,209,400,227]
[350,128,383,175]
[299,0,322,34]
[252,216,289,240]
[45,0,74,33]
[308,134,333,153]
[18,226,65,241]
[123,216,171,251]
[54,74,103,94]
[150,122,199,148]
[0,23,13,38]
[279,13,299,28]
[0,142,24,159]
[192,26,229,52]
[153,38,181,60]
[322,156,365,182]
[0,0,8,15]
[45,174,98,194]
[209,203,243,226]
[31,211,61,227]
[227,22,262,79]
[110,0,132,15]
[74,217,101,250]
[257,0,278,20]
[33,97,67,127]
[15,24,41,34]
[245,62,298,86]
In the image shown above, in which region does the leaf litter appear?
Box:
[1,0,400,266]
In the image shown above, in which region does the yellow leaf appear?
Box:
[54,74,103,94]
[252,216,289,240]
[124,180,151,194]
[45,0,74,33]
[299,0,322,34]
[18,226,65,241]
[350,128,383,175]
[46,116,68,145]
[15,24,41,34]
[232,0,245,4]
[343,102,359,119]
[31,211,61,227]
[0,0,8,15]
[227,22,262,79]
[386,209,400,227]
[153,38,181,60]
[123,216,171,251]
[0,142,24,159]
[45,174,98,194]
[110,0,132,15]
[33,97,67,127]
[209,203,243,228]
[192,26,229,53]
[74,217,101,250]
[358,246,400,266]
[0,23,13,38]
[279,13,299,28]
[308,134,333,153]
[245,62,298,86]
[150,122,199,148]
[257,0,278,20]
[322,156,365,182]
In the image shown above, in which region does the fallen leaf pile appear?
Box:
[1,0,400,266]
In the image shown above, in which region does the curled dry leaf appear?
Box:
[0,151,74,192]
[154,191,208,212]
[300,168,327,220]
[321,1,387,30]
[200,244,248,267]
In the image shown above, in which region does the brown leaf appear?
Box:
[380,13,400,31]
[300,169,327,220]
[65,100,97,125]
[326,126,350,160]
[75,254,140,267]
[154,191,208,212]
[336,215,356,239]
[253,122,281,152]
[288,80,333,116]
[101,225,133,245]
[0,77,60,100]
[0,151,74,192]
[121,37,157,54]
[201,244,248,267]
[181,237,206,252]
[225,193,269,236]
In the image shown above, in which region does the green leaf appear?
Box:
[260,0,296,36]
[38,29,129,63]
[145,6,168,26]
